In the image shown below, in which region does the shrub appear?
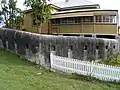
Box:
[99,47,120,66]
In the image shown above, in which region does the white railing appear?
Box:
[50,52,120,82]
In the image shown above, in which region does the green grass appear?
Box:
[0,49,120,90]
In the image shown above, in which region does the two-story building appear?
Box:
[21,0,119,38]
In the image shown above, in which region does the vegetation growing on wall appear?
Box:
[99,48,120,66]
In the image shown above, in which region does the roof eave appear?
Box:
[60,4,100,11]
[52,9,118,15]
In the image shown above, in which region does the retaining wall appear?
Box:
[0,28,120,67]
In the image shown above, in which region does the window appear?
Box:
[83,17,88,22]
[51,19,56,24]
[89,17,94,22]
[60,18,67,24]
[33,19,36,26]
[96,16,102,22]
[110,16,117,23]
[95,15,117,24]
[52,17,76,25]
[66,18,75,24]
[51,19,60,25]
[82,16,93,23]
[75,17,81,23]
[51,15,117,25]
[103,16,109,22]
[31,14,37,26]
[110,16,113,23]
[56,19,60,24]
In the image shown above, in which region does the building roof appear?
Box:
[24,0,118,17]
[24,0,100,14]
[60,4,100,11]
[53,0,98,8]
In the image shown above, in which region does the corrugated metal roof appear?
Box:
[53,0,97,8]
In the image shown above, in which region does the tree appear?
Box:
[0,11,3,24]
[15,12,24,29]
[0,0,23,29]
[0,0,9,27]
[24,0,54,33]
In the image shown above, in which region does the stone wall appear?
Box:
[0,28,120,68]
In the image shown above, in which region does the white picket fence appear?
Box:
[50,53,120,82]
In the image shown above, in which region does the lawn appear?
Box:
[0,49,120,90]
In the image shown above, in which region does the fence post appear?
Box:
[15,43,17,54]
[83,50,87,61]
[105,49,108,59]
[96,50,99,60]
[68,49,73,58]
[6,41,8,50]
[0,39,4,48]
[90,61,94,76]
[50,51,55,68]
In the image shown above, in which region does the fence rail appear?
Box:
[50,53,120,82]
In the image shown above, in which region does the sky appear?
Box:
[17,0,120,11]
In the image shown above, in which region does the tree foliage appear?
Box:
[24,0,54,33]
[0,11,3,24]
[0,0,23,29]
